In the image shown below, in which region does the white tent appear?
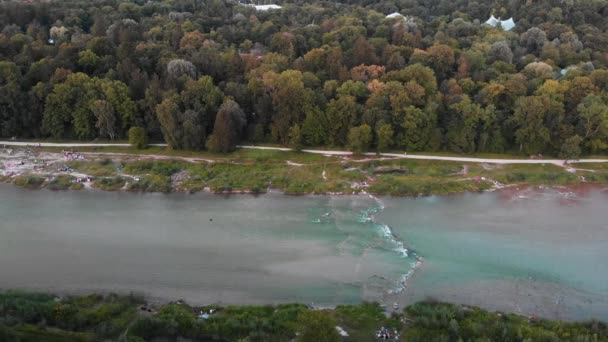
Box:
[501,17,516,30]
[485,15,516,31]
[485,15,499,27]
[386,12,405,19]
[253,4,282,11]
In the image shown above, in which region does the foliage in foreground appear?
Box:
[403,301,608,342]
[0,291,607,342]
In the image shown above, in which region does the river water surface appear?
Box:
[1,184,607,320]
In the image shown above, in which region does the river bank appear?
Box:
[2,145,608,197]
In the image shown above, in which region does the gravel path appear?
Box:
[1,141,607,166]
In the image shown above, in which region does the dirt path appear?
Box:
[1,141,166,148]
[2,141,607,166]
[238,146,608,166]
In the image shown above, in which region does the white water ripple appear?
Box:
[361,193,423,294]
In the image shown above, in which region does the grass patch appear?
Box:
[492,164,579,185]
[67,160,116,177]
[127,175,172,193]
[123,160,184,177]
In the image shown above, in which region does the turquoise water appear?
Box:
[0,184,606,320]
[381,188,608,320]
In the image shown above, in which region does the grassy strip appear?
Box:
[51,157,608,195]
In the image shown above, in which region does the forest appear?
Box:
[1,0,608,156]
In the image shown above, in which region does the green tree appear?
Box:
[181,76,223,141]
[43,73,98,139]
[559,135,582,160]
[576,95,608,152]
[78,50,100,73]
[302,107,328,146]
[156,97,182,149]
[0,61,24,137]
[129,127,148,149]
[98,79,136,133]
[296,310,339,342]
[348,124,372,155]
[263,70,315,144]
[289,124,303,151]
[326,96,358,146]
[207,99,246,153]
[447,96,497,153]
[376,123,394,153]
[513,96,551,154]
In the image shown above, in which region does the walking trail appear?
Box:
[2,141,607,166]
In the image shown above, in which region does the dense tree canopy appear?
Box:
[1,0,608,155]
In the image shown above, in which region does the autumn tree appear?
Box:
[426,44,455,79]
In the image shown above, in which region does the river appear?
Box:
[0,184,607,320]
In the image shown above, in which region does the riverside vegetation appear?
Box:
[0,291,607,342]
[3,146,608,195]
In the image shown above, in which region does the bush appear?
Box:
[124,161,182,177]
[93,177,126,191]
[13,175,46,189]
[129,127,148,149]
[47,175,75,191]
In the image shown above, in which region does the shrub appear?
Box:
[13,175,46,189]
[47,175,75,190]
[93,177,126,191]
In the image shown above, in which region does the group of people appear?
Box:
[376,326,399,340]
[62,150,84,160]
